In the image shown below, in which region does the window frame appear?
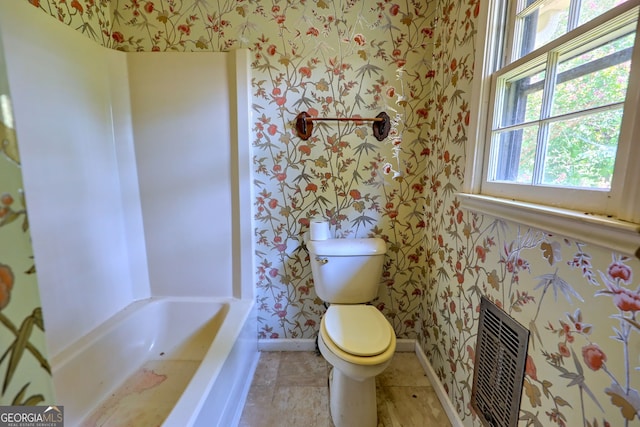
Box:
[461,0,640,257]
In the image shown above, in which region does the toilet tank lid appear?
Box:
[307,238,387,256]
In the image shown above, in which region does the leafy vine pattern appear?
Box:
[0,94,52,404]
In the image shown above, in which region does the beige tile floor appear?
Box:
[238,351,452,427]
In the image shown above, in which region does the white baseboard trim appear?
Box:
[257,338,417,352]
[258,338,317,352]
[413,341,465,427]
[394,338,416,352]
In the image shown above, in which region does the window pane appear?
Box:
[579,0,630,26]
[515,0,631,59]
[517,1,569,58]
[490,125,539,184]
[498,69,545,127]
[553,32,634,116]
[542,109,622,188]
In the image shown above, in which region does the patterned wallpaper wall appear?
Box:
[0,32,54,404]
[422,1,640,426]
[23,0,640,425]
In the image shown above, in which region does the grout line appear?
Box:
[257,338,417,352]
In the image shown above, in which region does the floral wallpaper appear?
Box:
[22,0,640,425]
[0,32,54,404]
[421,1,640,426]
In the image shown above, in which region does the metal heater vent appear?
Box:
[471,297,530,427]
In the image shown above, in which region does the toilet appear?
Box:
[307,237,396,427]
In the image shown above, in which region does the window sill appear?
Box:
[457,193,640,258]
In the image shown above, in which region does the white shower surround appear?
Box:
[0,2,256,425]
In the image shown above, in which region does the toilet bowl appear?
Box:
[317,304,396,427]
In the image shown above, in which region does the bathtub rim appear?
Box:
[50,296,227,368]
[164,296,255,427]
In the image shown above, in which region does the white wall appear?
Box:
[0,2,150,356]
[128,52,233,297]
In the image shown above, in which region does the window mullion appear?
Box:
[567,0,582,32]
[532,52,558,185]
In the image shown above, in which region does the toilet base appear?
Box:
[328,366,377,427]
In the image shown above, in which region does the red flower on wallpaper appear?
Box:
[558,342,571,358]
[353,34,366,46]
[112,31,125,43]
[299,67,312,78]
[298,145,311,155]
[70,0,83,14]
[525,355,538,380]
[608,260,632,284]
[475,245,487,263]
[0,263,14,310]
[177,24,191,36]
[1,193,13,207]
[611,286,640,312]
[582,343,607,371]
[597,271,640,312]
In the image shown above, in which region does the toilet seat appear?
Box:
[321,305,393,358]
[320,304,396,365]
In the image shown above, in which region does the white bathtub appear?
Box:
[50,297,258,427]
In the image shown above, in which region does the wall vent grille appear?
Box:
[471,297,530,427]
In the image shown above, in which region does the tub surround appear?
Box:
[0,2,256,424]
[0,1,141,356]
[0,0,253,351]
[128,51,233,298]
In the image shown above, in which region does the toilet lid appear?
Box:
[323,305,392,356]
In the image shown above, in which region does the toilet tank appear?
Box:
[307,238,387,304]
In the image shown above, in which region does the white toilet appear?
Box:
[307,237,396,427]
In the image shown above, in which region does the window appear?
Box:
[462,0,640,256]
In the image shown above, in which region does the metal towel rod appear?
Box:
[294,111,390,141]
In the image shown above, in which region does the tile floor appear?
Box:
[238,351,453,427]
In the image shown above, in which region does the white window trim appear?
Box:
[461,0,640,257]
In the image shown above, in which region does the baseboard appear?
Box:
[258,338,316,351]
[394,338,416,352]
[413,341,465,427]
[257,338,417,352]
